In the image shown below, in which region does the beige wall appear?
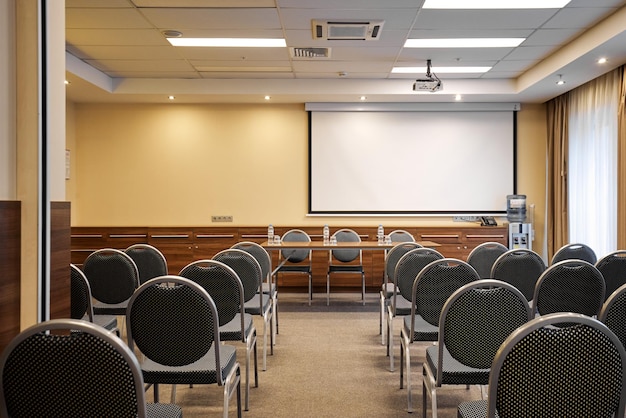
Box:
[68,101,548,258]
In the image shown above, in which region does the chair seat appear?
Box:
[244,293,272,316]
[381,282,397,299]
[262,282,277,295]
[393,295,413,317]
[276,265,311,273]
[146,402,184,418]
[425,345,490,386]
[457,400,497,418]
[84,314,118,333]
[402,315,438,341]
[140,345,238,385]
[93,300,130,316]
[328,265,364,273]
[219,313,255,342]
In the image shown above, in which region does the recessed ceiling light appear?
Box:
[64,80,70,85]
[422,0,571,8]
[360,96,367,101]
[404,38,525,48]
[168,95,175,100]
[556,75,566,85]
[392,66,491,74]
[162,30,183,38]
[598,57,608,64]
[264,95,271,100]
[455,94,462,101]
[167,38,286,47]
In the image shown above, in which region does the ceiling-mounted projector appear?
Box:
[413,59,442,92]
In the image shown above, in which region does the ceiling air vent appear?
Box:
[290,47,331,59]
[312,20,384,41]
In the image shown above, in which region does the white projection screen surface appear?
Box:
[309,110,516,214]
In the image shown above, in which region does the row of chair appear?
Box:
[67,241,279,416]
[275,228,417,306]
[378,239,626,413]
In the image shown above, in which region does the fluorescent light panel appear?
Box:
[422,0,571,8]
[405,38,525,48]
[167,38,286,47]
[392,66,491,74]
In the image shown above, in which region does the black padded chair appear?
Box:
[422,280,532,418]
[125,243,169,285]
[466,241,508,279]
[179,259,258,411]
[232,241,279,335]
[552,242,597,265]
[490,248,546,301]
[457,313,626,418]
[213,248,273,371]
[389,229,416,243]
[600,283,626,349]
[532,259,605,318]
[387,247,444,372]
[82,248,140,316]
[326,228,365,306]
[399,258,479,412]
[596,250,626,301]
[379,242,423,345]
[273,229,313,304]
[70,263,119,336]
[0,318,183,418]
[126,275,242,418]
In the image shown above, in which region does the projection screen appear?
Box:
[308,103,518,215]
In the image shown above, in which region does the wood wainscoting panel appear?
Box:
[0,201,21,352]
[50,201,71,320]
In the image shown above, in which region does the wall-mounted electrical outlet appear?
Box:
[453,216,479,222]
[211,215,233,222]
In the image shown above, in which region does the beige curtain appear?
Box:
[546,95,569,260]
[618,65,626,248]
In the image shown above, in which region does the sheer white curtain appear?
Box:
[568,70,620,259]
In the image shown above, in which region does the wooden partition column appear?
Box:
[0,201,21,352]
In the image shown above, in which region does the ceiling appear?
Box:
[65,0,626,104]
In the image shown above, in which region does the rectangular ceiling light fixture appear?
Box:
[422,0,571,8]
[405,38,525,48]
[167,38,286,47]
[392,66,492,74]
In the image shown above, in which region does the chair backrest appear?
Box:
[596,250,626,301]
[485,313,626,418]
[0,319,150,417]
[466,241,508,279]
[410,259,480,330]
[384,242,423,285]
[532,259,606,317]
[490,249,546,301]
[231,241,272,283]
[552,242,597,265]
[124,243,169,284]
[330,228,361,263]
[70,263,94,321]
[436,280,532,383]
[126,276,224,384]
[279,229,311,263]
[179,259,245,328]
[83,248,140,304]
[213,248,263,303]
[388,229,415,243]
[394,248,445,307]
[600,283,626,350]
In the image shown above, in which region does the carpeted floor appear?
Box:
[143,292,483,417]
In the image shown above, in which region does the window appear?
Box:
[568,71,620,257]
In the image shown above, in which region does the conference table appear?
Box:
[261,240,440,252]
[261,239,441,305]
